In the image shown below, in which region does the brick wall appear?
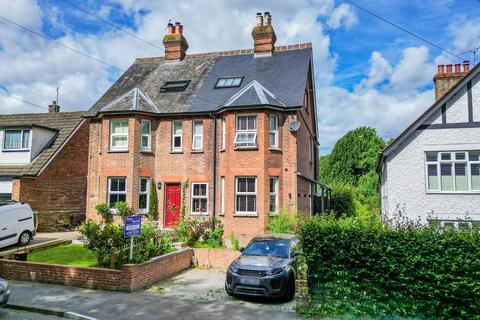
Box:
[193,248,240,270]
[13,121,89,231]
[0,249,193,292]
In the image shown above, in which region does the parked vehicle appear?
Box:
[225,234,299,301]
[0,201,35,249]
[0,278,10,307]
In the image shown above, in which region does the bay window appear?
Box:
[110,120,128,151]
[235,177,257,214]
[3,129,30,151]
[234,115,257,148]
[426,151,480,192]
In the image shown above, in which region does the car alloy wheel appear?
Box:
[19,231,31,245]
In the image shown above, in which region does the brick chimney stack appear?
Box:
[163,21,189,61]
[48,101,60,113]
[252,12,277,57]
[433,60,470,101]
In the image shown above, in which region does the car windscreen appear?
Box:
[243,240,290,258]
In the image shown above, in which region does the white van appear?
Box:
[0,202,35,249]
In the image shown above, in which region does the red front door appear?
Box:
[165,183,181,228]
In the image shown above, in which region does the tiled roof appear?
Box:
[0,112,85,177]
[86,43,312,117]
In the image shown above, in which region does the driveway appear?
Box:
[0,231,78,257]
[144,268,297,314]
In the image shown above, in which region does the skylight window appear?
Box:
[160,80,191,92]
[215,77,243,88]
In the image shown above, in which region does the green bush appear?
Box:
[173,216,224,248]
[230,233,240,251]
[298,216,480,319]
[148,179,158,220]
[267,208,299,234]
[95,203,111,224]
[329,183,356,217]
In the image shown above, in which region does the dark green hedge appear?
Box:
[299,217,480,319]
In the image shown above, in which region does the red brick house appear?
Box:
[85,13,319,243]
[0,103,89,231]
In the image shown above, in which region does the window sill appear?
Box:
[108,150,129,153]
[269,147,282,152]
[170,150,183,154]
[234,147,258,151]
[140,150,154,154]
[233,213,258,217]
[190,212,208,216]
[191,150,204,154]
[2,149,30,153]
[426,191,480,195]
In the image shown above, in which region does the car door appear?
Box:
[0,209,19,248]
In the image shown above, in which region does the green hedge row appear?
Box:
[298,217,480,319]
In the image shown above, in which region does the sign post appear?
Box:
[124,215,142,262]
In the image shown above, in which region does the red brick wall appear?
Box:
[193,248,240,270]
[0,249,193,292]
[13,121,89,231]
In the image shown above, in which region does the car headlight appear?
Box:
[229,264,239,274]
[269,266,286,275]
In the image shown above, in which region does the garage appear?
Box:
[0,177,13,201]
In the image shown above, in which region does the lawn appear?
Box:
[28,244,97,267]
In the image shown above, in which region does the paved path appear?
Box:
[9,280,297,320]
[0,308,63,319]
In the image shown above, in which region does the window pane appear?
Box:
[471,164,480,190]
[140,179,148,192]
[112,120,128,134]
[236,132,255,144]
[112,136,128,148]
[173,121,182,135]
[193,121,203,135]
[110,178,118,191]
[237,178,247,193]
[246,178,255,192]
[440,153,451,161]
[269,177,276,193]
[455,163,468,191]
[426,152,437,162]
[193,184,207,196]
[109,194,118,205]
[246,195,256,212]
[247,116,256,130]
[469,151,480,161]
[217,79,226,87]
[224,78,234,86]
[173,136,182,148]
[118,178,126,191]
[192,198,207,213]
[232,78,241,86]
[270,115,278,131]
[193,136,202,150]
[455,152,466,160]
[270,195,277,212]
[440,163,453,191]
[139,194,147,209]
[236,195,246,212]
[237,117,247,130]
[141,120,150,135]
[270,132,276,147]
[4,130,22,149]
[427,165,438,190]
[118,194,126,202]
[22,130,30,149]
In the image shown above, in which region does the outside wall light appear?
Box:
[156,181,162,189]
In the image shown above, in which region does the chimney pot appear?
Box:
[463,60,470,73]
[446,64,453,73]
[167,23,174,35]
[48,101,60,113]
[256,12,263,26]
[454,63,461,73]
[437,64,444,74]
[264,12,272,26]
[174,22,181,34]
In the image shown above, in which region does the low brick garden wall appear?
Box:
[0,248,193,292]
[193,248,240,269]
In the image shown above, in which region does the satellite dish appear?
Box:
[289,121,301,132]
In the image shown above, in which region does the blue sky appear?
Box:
[0,0,479,153]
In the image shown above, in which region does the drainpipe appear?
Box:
[210,113,217,231]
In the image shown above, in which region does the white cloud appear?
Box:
[389,46,433,92]
[356,51,392,90]
[327,3,357,29]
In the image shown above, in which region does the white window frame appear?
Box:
[220,176,225,215]
[107,177,127,207]
[234,115,257,148]
[308,137,314,163]
[269,176,279,215]
[191,120,203,151]
[110,119,129,151]
[172,120,182,152]
[235,176,257,215]
[138,177,150,214]
[191,182,208,215]
[221,118,226,150]
[269,114,279,148]
[425,151,480,193]
[3,129,31,151]
[140,120,151,151]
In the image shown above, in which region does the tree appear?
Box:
[148,179,158,220]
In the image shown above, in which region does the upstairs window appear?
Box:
[110,120,128,151]
[172,121,182,152]
[426,151,480,192]
[3,129,30,151]
[215,77,243,88]
[191,183,208,215]
[269,114,279,148]
[192,120,203,151]
[234,115,257,148]
[140,120,151,151]
[160,80,191,92]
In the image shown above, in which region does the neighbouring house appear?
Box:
[0,102,89,231]
[84,12,319,243]
[379,61,480,228]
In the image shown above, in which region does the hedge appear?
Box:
[298,216,480,319]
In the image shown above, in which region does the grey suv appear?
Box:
[0,278,10,307]
[225,234,299,301]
